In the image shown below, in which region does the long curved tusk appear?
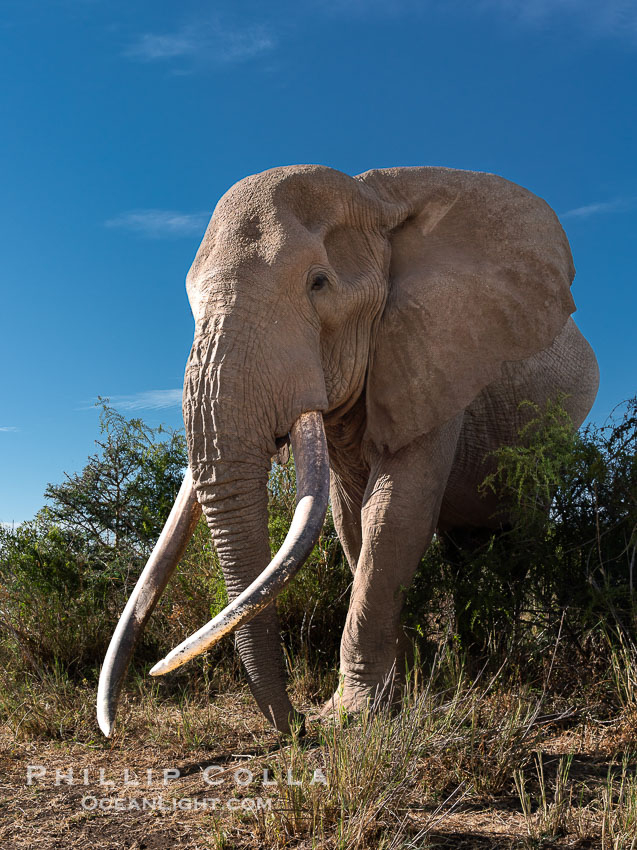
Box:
[97,468,202,737]
[149,410,329,677]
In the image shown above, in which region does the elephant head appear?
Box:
[98,164,576,735]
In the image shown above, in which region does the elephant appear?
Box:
[97,164,599,737]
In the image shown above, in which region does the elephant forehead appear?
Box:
[212,165,329,226]
[191,198,315,280]
[211,164,376,234]
[188,225,317,294]
[186,238,320,324]
[187,164,382,286]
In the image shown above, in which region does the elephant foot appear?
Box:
[270,708,307,738]
[317,668,402,724]
[318,688,366,724]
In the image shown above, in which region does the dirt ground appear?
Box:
[1,693,633,850]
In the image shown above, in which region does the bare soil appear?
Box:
[1,694,634,850]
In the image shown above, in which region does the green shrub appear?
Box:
[405,396,637,673]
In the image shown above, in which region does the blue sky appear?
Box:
[1,0,636,523]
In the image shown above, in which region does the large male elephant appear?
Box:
[98,165,599,736]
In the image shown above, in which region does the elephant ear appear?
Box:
[357,167,576,453]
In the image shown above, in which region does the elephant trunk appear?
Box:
[156,323,328,731]
[190,456,297,729]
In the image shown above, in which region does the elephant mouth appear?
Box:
[274,433,291,464]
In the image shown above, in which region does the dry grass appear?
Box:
[2,645,637,849]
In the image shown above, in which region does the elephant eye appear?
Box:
[311,274,329,292]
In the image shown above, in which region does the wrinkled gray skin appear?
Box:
[175,165,598,731]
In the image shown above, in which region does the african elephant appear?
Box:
[97,165,599,736]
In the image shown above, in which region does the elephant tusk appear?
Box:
[149,410,330,677]
[97,468,202,737]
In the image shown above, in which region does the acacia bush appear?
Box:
[0,405,189,676]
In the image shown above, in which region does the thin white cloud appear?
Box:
[560,197,636,219]
[125,20,276,66]
[319,0,637,39]
[477,0,637,35]
[127,32,197,61]
[105,209,210,239]
[107,390,183,411]
[0,426,18,432]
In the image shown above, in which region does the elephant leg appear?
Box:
[326,395,369,574]
[327,415,463,715]
[234,605,297,729]
[329,469,364,575]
